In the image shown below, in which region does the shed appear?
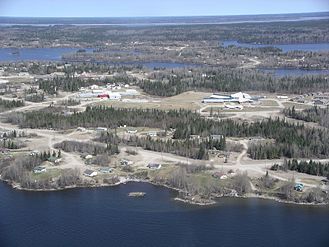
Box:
[85,155,93,160]
[147,131,157,137]
[47,156,61,163]
[121,159,133,166]
[83,169,98,177]
[98,167,113,174]
[127,129,138,134]
[33,166,46,174]
[210,135,224,141]
[147,163,161,170]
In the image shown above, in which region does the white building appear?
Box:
[203,92,252,104]
[147,131,157,137]
[224,104,244,110]
[108,92,122,100]
[231,92,252,103]
[277,95,289,99]
[127,129,138,134]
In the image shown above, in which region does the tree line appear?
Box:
[283,106,329,128]
[139,68,328,97]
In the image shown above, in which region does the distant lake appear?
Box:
[261,68,329,77]
[0,47,94,62]
[1,182,328,247]
[222,41,329,52]
[0,48,198,68]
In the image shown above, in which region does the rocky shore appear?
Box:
[1,176,327,207]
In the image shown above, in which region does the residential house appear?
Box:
[147,163,161,170]
[83,169,98,177]
[33,166,46,174]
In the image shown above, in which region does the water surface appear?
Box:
[0,182,328,247]
[0,47,95,62]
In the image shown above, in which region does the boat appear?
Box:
[128,192,146,197]
[11,48,20,55]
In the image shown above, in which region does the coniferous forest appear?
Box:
[283,106,329,128]
[6,106,329,159]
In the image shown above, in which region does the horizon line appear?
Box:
[1,11,328,19]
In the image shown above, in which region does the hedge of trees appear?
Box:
[0,98,24,109]
[97,132,225,160]
[271,159,329,178]
[8,106,197,130]
[54,140,119,156]
[38,76,105,93]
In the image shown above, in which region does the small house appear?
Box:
[147,131,157,137]
[77,127,86,132]
[127,129,138,134]
[147,163,161,170]
[121,159,133,166]
[33,166,46,174]
[212,172,227,180]
[30,150,40,156]
[90,84,99,90]
[189,135,200,140]
[96,127,107,132]
[294,183,304,192]
[85,155,93,160]
[210,135,224,141]
[47,156,61,164]
[54,158,62,164]
[83,169,98,177]
[313,100,324,105]
[98,167,113,174]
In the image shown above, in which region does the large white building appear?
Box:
[202,92,253,104]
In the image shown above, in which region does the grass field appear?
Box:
[97,91,208,111]
[283,102,313,110]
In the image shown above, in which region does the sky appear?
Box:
[0,0,328,17]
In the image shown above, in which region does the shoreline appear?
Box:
[1,177,327,207]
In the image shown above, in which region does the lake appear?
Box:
[0,182,328,247]
[0,47,327,73]
[222,41,329,52]
[0,48,94,62]
[0,48,197,69]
